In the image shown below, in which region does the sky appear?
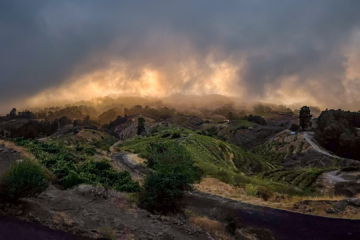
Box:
[1,0,360,113]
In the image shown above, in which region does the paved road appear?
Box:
[303,132,342,159]
[186,191,360,240]
[0,214,88,240]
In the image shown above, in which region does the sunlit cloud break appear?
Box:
[2,1,360,112]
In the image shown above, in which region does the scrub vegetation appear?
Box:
[14,137,140,192]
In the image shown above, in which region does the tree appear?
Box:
[299,106,312,130]
[83,115,90,126]
[228,112,233,120]
[137,117,145,135]
[139,142,202,214]
[58,116,69,128]
[10,108,17,118]
[290,124,300,132]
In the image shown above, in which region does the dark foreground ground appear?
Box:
[186,191,360,240]
[0,214,88,240]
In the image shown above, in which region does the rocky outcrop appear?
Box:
[4,185,211,240]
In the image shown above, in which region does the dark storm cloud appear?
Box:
[1,0,360,113]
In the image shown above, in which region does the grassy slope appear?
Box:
[253,131,338,191]
[119,127,314,196]
[120,127,272,174]
[44,129,118,145]
[15,129,140,192]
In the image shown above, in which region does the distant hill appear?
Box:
[36,105,98,121]
[162,93,233,108]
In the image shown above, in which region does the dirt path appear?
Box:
[186,191,360,240]
[303,132,342,159]
[112,153,149,177]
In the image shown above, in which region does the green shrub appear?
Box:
[144,142,202,181]
[85,147,96,156]
[62,160,141,192]
[0,159,51,200]
[14,137,31,146]
[16,141,140,193]
[171,132,181,139]
[256,185,274,201]
[233,174,254,185]
[76,144,84,151]
[62,170,83,189]
[139,171,191,214]
[161,133,171,138]
[245,184,258,196]
[139,142,202,214]
[217,170,233,184]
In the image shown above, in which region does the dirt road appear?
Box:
[112,152,149,176]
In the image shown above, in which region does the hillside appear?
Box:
[118,127,324,197]
[119,127,273,176]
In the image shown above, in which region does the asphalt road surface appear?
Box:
[0,214,89,240]
[186,191,360,240]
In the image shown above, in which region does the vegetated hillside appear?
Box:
[200,119,256,142]
[41,128,118,147]
[119,127,320,196]
[98,107,123,125]
[103,115,157,139]
[253,130,340,192]
[120,127,273,175]
[0,119,59,139]
[14,129,139,192]
[36,105,99,121]
[234,124,286,149]
[166,115,204,130]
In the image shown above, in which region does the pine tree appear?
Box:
[137,117,145,135]
[299,106,312,130]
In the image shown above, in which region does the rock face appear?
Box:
[334,200,348,212]
[335,182,360,197]
[0,144,19,176]
[348,198,360,207]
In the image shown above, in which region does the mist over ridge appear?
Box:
[2,1,360,113]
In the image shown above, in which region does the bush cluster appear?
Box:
[139,142,202,214]
[0,159,52,200]
[16,140,140,192]
[244,115,267,125]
